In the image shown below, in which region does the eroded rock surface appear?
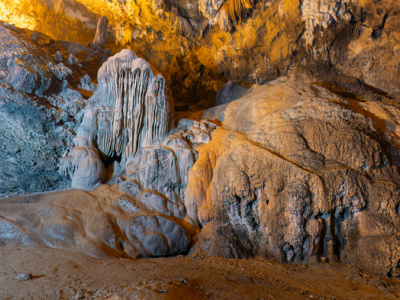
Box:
[0,24,74,195]
[0,185,197,258]
[186,82,400,277]
[2,78,400,275]
[93,16,108,46]
[0,22,112,196]
[125,119,217,221]
[215,81,248,105]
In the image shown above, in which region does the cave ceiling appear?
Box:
[0,0,399,105]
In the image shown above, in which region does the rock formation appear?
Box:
[2,0,398,107]
[301,0,352,45]
[0,23,74,195]
[94,50,173,162]
[93,16,108,46]
[2,72,400,277]
[186,82,400,277]
[215,81,248,105]
[59,110,106,191]
[0,22,112,196]
[125,119,217,221]
[1,0,400,280]
[0,185,197,258]
[61,49,174,190]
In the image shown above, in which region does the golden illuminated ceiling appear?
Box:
[0,0,95,44]
[0,0,36,30]
[0,0,195,45]
[1,0,397,105]
[0,0,303,104]
[0,0,301,66]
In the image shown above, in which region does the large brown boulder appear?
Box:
[186,82,400,277]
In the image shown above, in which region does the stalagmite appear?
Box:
[94,49,173,162]
[59,109,106,190]
[61,49,173,190]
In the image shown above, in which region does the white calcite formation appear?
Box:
[125,119,217,223]
[93,49,173,162]
[59,109,105,190]
[62,49,174,190]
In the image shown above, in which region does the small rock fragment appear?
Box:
[17,273,32,281]
[321,257,328,263]
[67,53,78,66]
[362,273,371,280]
[55,51,63,62]
[300,264,308,269]
[216,81,248,106]
[115,177,124,185]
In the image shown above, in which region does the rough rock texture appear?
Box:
[301,0,352,45]
[185,82,400,277]
[62,49,174,190]
[0,22,112,196]
[3,0,399,108]
[1,1,400,279]
[0,185,197,258]
[2,78,400,277]
[0,24,74,195]
[93,16,108,46]
[215,81,248,105]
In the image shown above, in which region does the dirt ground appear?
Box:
[0,246,399,299]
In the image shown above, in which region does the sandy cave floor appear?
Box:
[0,246,399,299]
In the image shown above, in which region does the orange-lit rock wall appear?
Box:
[0,0,399,105]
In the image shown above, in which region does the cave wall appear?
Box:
[1,2,400,277]
[1,0,399,107]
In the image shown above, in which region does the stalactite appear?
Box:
[217,0,255,31]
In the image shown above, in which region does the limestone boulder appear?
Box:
[124,119,218,221]
[59,137,106,191]
[187,82,400,277]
